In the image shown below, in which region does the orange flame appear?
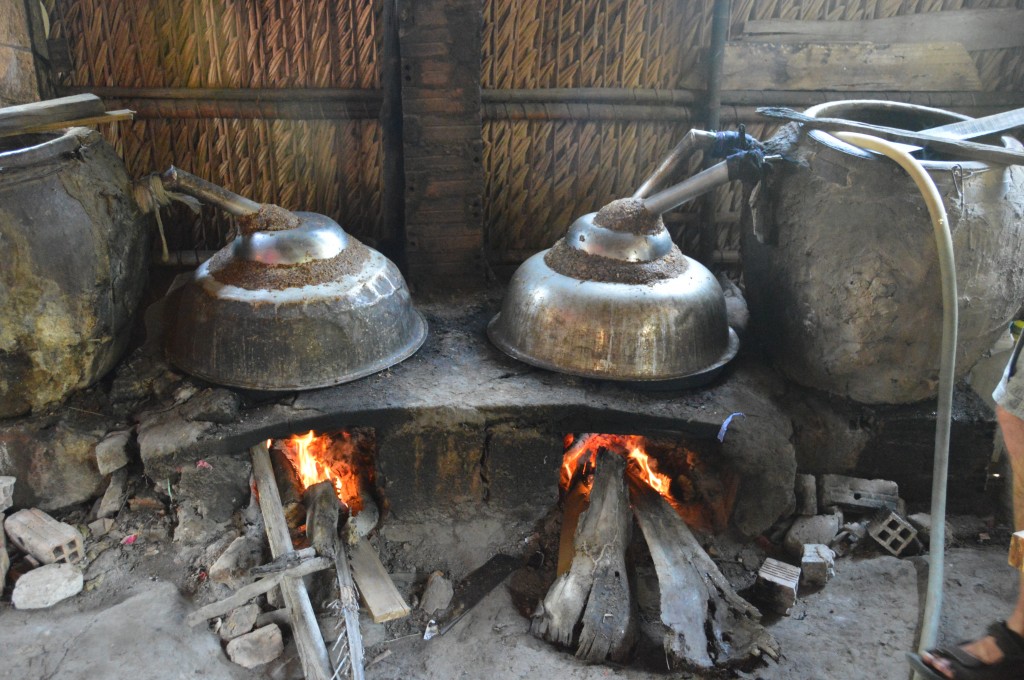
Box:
[281,430,363,513]
[561,433,673,502]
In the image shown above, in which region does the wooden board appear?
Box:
[0,94,105,136]
[348,537,410,623]
[1010,530,1024,572]
[723,42,982,92]
[740,9,1024,52]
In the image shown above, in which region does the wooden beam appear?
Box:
[347,537,410,623]
[740,9,1024,52]
[1010,530,1024,572]
[0,109,134,137]
[0,93,104,136]
[186,555,333,627]
[724,42,982,93]
[251,442,332,680]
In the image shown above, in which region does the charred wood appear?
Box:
[630,483,779,671]
[532,449,635,663]
[270,445,306,530]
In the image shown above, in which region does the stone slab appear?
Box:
[12,562,84,609]
[225,624,283,668]
[0,475,14,512]
[95,430,132,475]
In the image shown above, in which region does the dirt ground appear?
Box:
[0,513,1017,680]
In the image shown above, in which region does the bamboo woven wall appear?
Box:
[481,0,1024,265]
[32,0,1024,268]
[42,0,387,253]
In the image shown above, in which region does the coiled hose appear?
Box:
[833,131,957,673]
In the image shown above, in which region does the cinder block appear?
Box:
[868,510,917,557]
[0,476,14,512]
[755,558,801,616]
[4,508,85,565]
[819,474,900,512]
[801,544,835,586]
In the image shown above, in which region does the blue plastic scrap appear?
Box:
[717,412,746,442]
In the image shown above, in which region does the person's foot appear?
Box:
[921,635,1005,678]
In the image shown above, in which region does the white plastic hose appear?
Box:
[833,131,957,671]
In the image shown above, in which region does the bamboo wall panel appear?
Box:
[42,0,386,252]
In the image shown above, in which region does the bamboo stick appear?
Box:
[251,442,332,680]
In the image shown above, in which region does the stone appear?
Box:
[225,624,284,668]
[1,524,8,592]
[179,389,241,424]
[88,517,114,537]
[419,570,454,614]
[176,455,251,523]
[818,474,900,513]
[0,415,106,511]
[754,558,801,616]
[795,474,817,516]
[0,475,14,512]
[219,603,260,641]
[137,407,214,479]
[209,536,264,587]
[94,430,132,475]
[12,563,84,609]
[801,544,835,586]
[783,510,843,559]
[96,468,128,519]
[4,508,85,564]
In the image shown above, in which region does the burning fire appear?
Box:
[562,433,736,532]
[561,433,673,499]
[281,430,364,513]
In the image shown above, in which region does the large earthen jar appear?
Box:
[0,128,150,416]
[743,100,1024,404]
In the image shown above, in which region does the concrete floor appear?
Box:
[0,535,1016,680]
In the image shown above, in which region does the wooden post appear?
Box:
[251,442,332,680]
[304,481,341,609]
[397,0,486,290]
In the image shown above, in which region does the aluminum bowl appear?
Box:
[488,204,738,385]
[165,212,427,391]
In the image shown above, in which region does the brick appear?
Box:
[755,558,801,616]
[819,474,900,512]
[868,510,918,556]
[4,508,85,565]
[1011,530,1024,572]
[801,544,835,586]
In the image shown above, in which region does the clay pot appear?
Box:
[0,128,150,416]
[743,100,1024,404]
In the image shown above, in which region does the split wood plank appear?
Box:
[347,537,410,623]
[0,93,105,136]
[631,483,779,670]
[723,42,982,92]
[0,110,134,138]
[186,556,333,627]
[251,442,332,680]
[739,9,1024,52]
[532,450,634,663]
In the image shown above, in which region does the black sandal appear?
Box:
[907,621,1024,679]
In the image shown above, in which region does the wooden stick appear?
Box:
[186,556,333,627]
[631,482,778,670]
[757,107,1024,166]
[251,442,332,680]
[0,110,135,137]
[270,445,306,530]
[556,482,589,577]
[329,529,365,680]
[305,481,341,610]
[0,94,105,136]
[250,547,318,576]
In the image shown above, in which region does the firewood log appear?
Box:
[532,449,635,662]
